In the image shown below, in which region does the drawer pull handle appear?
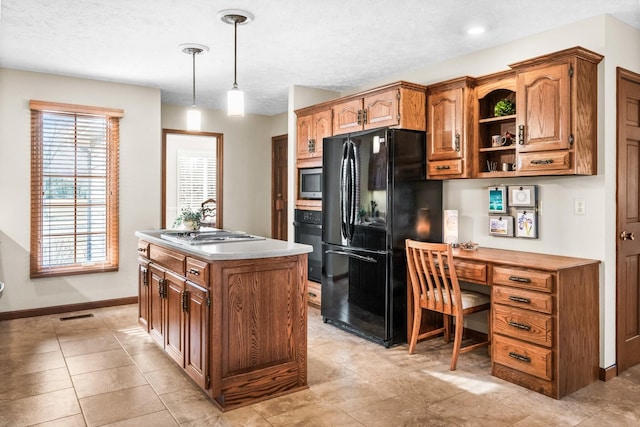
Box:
[508,351,531,363]
[508,321,531,331]
[435,165,451,170]
[308,292,317,298]
[188,268,200,276]
[137,248,145,252]
[530,159,554,165]
[508,295,531,304]
[508,276,531,283]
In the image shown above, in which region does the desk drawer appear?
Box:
[150,244,186,276]
[493,285,553,314]
[493,304,553,347]
[186,257,209,287]
[493,334,552,381]
[454,260,487,284]
[493,266,553,292]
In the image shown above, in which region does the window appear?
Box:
[30,100,123,278]
[177,149,216,212]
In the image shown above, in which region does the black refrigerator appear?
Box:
[321,128,442,347]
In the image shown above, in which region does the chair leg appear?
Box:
[443,314,451,343]
[409,308,422,355]
[450,315,464,371]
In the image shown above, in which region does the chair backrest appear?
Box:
[405,240,462,316]
[201,198,216,226]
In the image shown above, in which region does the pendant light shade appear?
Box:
[227,84,244,117]
[179,43,208,130]
[187,107,201,131]
[219,9,254,117]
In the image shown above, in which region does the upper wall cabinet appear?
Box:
[332,82,426,136]
[511,47,603,176]
[426,77,475,179]
[296,108,332,164]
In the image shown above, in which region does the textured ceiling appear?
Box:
[1,0,639,116]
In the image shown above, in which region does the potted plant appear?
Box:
[173,207,202,230]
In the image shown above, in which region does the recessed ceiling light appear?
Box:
[467,26,485,35]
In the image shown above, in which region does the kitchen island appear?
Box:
[135,230,312,411]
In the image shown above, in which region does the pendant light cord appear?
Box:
[233,19,238,87]
[192,50,197,107]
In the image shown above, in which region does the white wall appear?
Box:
[0,69,161,311]
[288,16,640,368]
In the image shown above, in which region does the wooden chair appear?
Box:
[200,198,216,228]
[405,240,490,370]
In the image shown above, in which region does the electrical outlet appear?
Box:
[574,198,586,215]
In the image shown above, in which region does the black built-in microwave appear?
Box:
[298,167,322,199]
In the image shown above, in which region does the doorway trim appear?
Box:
[161,129,224,229]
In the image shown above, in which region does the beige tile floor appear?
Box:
[1,303,639,426]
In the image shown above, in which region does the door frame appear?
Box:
[161,129,224,229]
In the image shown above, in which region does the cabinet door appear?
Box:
[312,110,332,159]
[149,266,165,347]
[332,98,363,135]
[185,281,209,389]
[165,271,186,366]
[516,63,571,153]
[296,114,313,159]
[427,87,463,161]
[364,90,399,130]
[138,260,150,331]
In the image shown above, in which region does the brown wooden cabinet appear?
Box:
[137,237,308,411]
[407,247,600,399]
[332,82,426,136]
[296,109,332,161]
[426,77,475,179]
[490,260,600,399]
[510,47,603,176]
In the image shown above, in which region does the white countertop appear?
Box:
[136,230,312,261]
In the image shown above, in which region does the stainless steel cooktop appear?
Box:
[160,230,265,245]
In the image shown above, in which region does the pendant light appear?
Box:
[179,43,208,130]
[219,9,254,117]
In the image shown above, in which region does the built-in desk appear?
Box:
[407,246,600,399]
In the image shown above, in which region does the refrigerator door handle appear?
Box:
[340,141,349,239]
[346,140,357,240]
[325,249,377,263]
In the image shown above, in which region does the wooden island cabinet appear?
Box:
[136,231,311,411]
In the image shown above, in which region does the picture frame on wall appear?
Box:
[516,210,538,238]
[509,185,537,207]
[489,216,514,237]
[488,186,507,214]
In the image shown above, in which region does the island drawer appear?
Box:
[137,240,150,259]
[149,244,185,276]
[492,304,553,347]
[493,266,553,292]
[493,334,552,381]
[492,285,553,314]
[186,257,209,287]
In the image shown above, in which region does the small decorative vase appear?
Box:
[183,220,199,231]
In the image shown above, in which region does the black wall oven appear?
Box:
[293,209,322,283]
